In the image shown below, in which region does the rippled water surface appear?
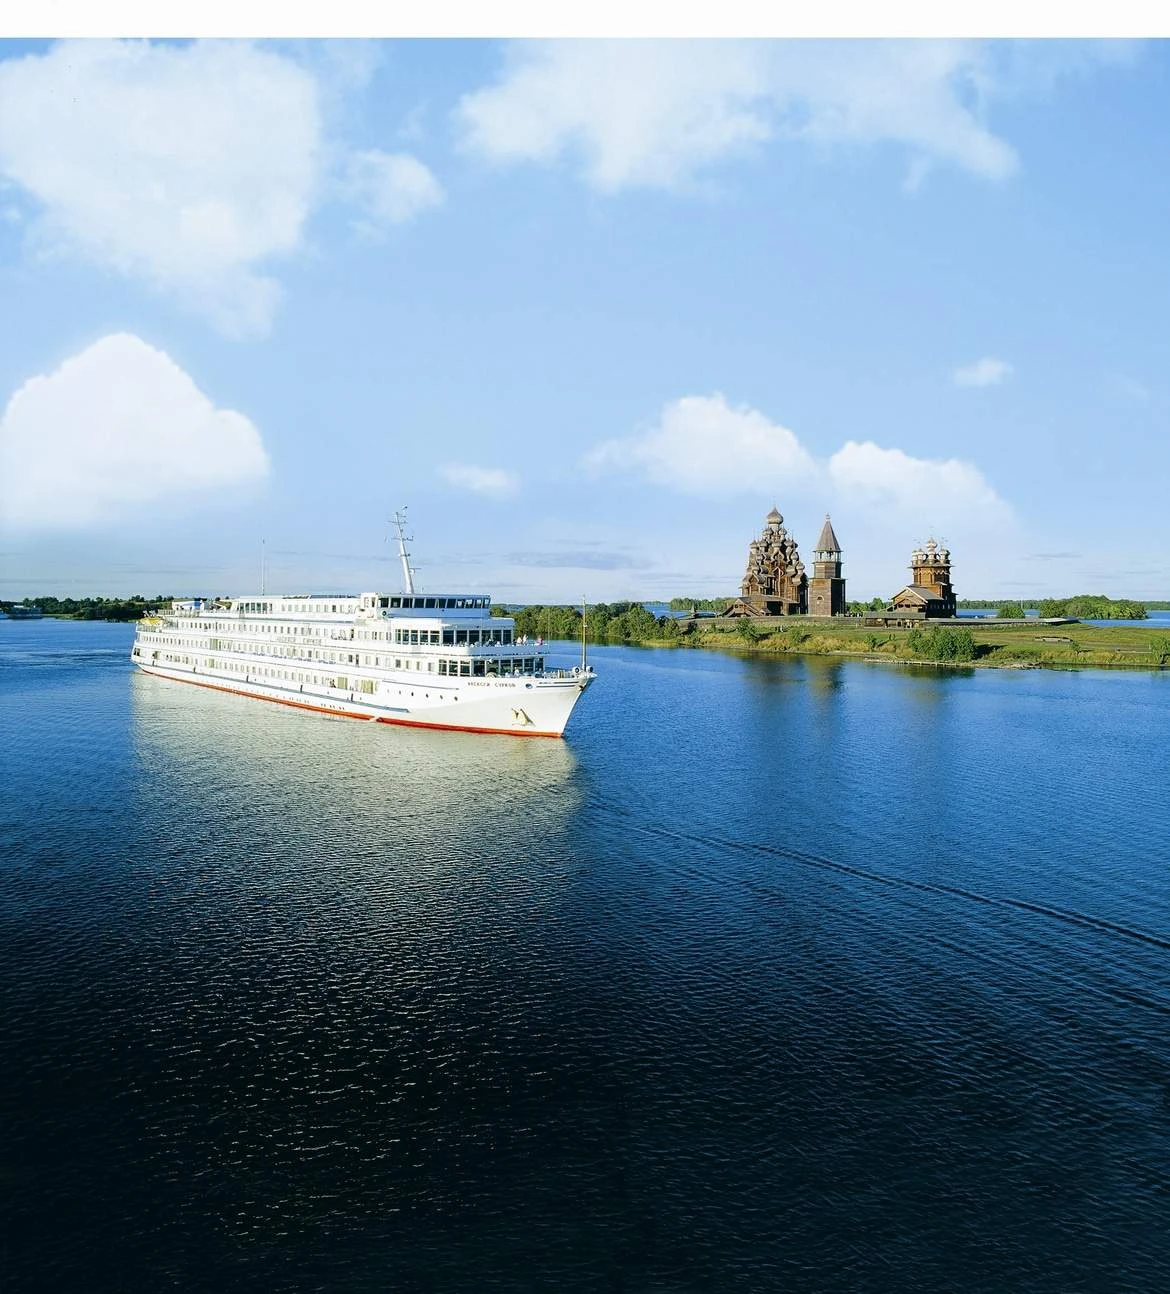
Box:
[4,620,1170,1291]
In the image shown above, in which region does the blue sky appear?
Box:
[0,36,1166,601]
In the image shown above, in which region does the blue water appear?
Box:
[961,609,1170,628]
[4,620,1170,1291]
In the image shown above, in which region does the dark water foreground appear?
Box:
[3,620,1170,1292]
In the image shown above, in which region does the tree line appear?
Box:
[500,602,688,644]
[959,596,1151,619]
[0,595,174,621]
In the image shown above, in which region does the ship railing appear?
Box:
[536,666,596,681]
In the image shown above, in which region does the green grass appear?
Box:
[639,618,1170,670]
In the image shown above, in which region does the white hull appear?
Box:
[135,659,591,737]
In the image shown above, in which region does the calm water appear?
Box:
[960,610,1170,628]
[4,620,1170,1292]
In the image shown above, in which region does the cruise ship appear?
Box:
[129,518,596,737]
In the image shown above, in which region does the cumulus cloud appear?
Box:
[0,40,442,335]
[0,334,269,532]
[439,463,520,498]
[459,41,772,191]
[952,356,1013,387]
[827,440,1007,519]
[586,394,817,493]
[586,393,1009,527]
[0,40,320,336]
[340,149,444,231]
[456,39,1045,191]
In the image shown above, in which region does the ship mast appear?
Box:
[393,508,416,595]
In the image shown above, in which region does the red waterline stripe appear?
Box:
[138,667,563,738]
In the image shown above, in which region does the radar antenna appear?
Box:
[392,508,416,595]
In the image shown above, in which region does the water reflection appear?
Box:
[128,670,582,931]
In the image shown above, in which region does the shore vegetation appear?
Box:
[494,604,1170,670]
[1,595,168,621]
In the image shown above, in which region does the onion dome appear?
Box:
[765,506,783,527]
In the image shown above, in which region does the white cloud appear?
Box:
[456,39,1037,191]
[586,393,817,493]
[0,40,321,336]
[586,394,1010,534]
[459,41,772,191]
[439,463,520,498]
[341,149,444,231]
[952,356,1013,387]
[0,39,443,336]
[827,440,1008,519]
[0,334,269,532]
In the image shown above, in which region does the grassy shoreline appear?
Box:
[634,618,1170,671]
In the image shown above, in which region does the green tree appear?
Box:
[907,625,976,662]
[1038,595,1147,621]
[996,601,1026,619]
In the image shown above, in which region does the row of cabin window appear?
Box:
[393,627,513,646]
[234,601,359,615]
[377,596,489,610]
[437,657,543,677]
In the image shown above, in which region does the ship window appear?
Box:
[459,661,470,676]
[389,597,401,608]
[438,660,447,675]
[456,629,467,645]
[442,629,454,646]
[424,597,436,608]
[429,630,440,644]
[409,629,419,645]
[473,660,485,677]
[379,597,389,608]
